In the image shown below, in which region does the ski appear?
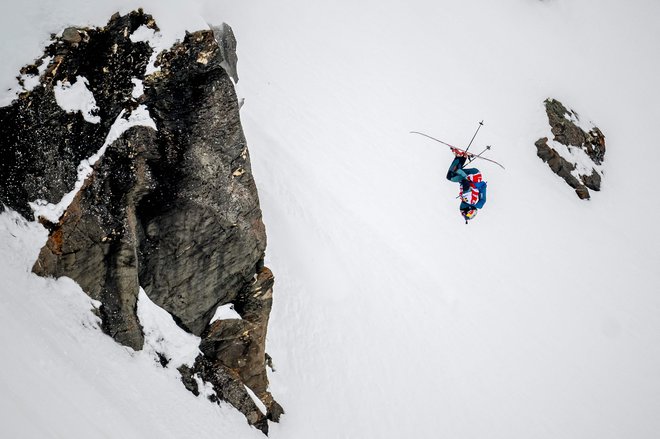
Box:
[410,131,505,170]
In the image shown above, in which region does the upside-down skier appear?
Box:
[446,148,487,223]
[410,122,502,223]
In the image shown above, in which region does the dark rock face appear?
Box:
[138,30,264,336]
[535,136,587,198]
[210,23,239,83]
[200,268,284,422]
[535,98,606,199]
[34,126,156,349]
[2,10,280,433]
[181,267,285,434]
[0,10,153,218]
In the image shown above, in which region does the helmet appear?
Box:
[461,208,477,221]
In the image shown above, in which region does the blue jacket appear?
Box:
[473,181,487,208]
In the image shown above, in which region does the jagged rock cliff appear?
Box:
[535,98,606,199]
[0,10,281,434]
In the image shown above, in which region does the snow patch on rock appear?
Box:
[244,385,267,416]
[130,24,164,75]
[30,105,157,222]
[131,78,145,99]
[211,303,243,323]
[137,288,202,369]
[53,76,101,124]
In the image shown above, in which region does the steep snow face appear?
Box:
[2,1,660,439]
[0,212,263,439]
[210,1,660,438]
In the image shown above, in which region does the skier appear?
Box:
[446,148,487,223]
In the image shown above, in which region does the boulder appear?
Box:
[535,99,606,199]
[61,27,82,44]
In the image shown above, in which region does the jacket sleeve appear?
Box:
[475,182,487,208]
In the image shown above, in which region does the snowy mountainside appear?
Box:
[215,1,660,437]
[0,212,263,438]
[3,0,660,438]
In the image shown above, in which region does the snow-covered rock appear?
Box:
[535,98,606,199]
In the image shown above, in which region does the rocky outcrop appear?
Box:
[181,267,284,433]
[535,98,606,199]
[210,23,239,83]
[0,11,152,218]
[1,10,280,433]
[137,28,266,337]
[34,126,157,350]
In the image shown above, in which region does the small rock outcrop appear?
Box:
[535,98,606,199]
[210,22,239,83]
[181,267,284,432]
[0,10,281,434]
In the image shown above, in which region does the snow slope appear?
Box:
[2,0,660,438]
[0,212,263,439]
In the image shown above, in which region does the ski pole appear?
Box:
[466,145,491,166]
[465,120,484,153]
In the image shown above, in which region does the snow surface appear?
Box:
[210,303,242,322]
[129,24,167,76]
[137,288,201,370]
[2,0,660,438]
[0,212,263,439]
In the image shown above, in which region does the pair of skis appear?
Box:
[410,122,505,169]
